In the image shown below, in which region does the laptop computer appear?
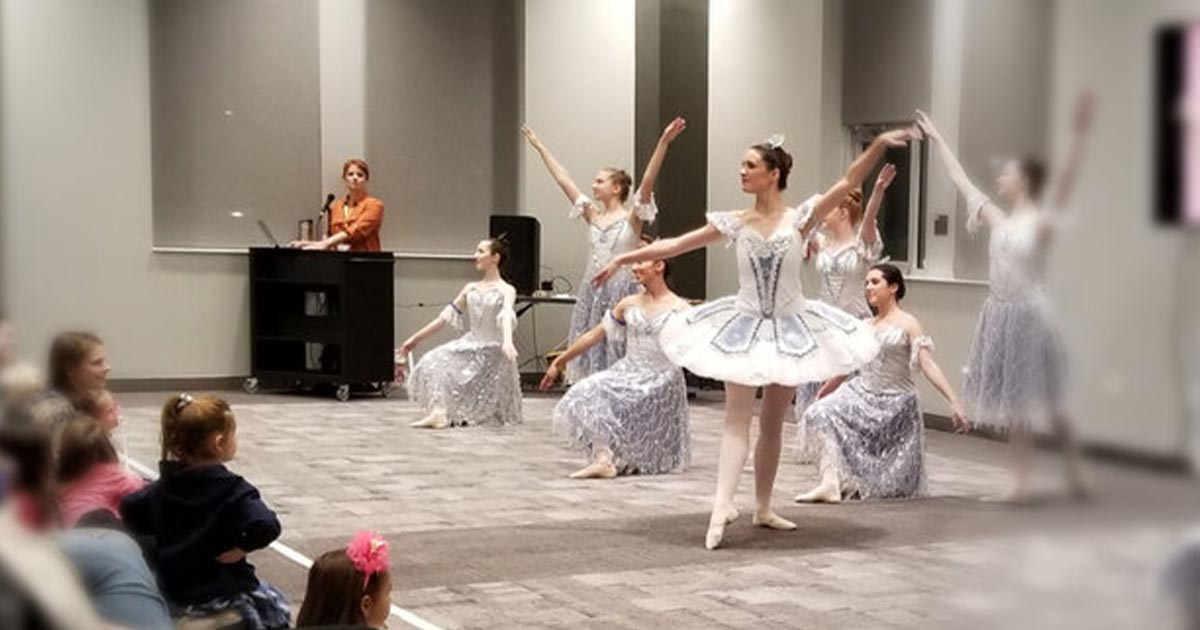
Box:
[256,219,280,247]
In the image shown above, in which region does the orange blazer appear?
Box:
[328,196,384,252]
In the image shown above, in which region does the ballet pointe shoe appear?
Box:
[705,519,726,551]
[752,511,797,531]
[410,410,449,429]
[704,506,740,550]
[981,485,1031,504]
[794,482,842,504]
[569,460,618,479]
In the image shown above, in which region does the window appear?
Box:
[851,125,924,270]
[850,124,987,281]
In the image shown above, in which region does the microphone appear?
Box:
[316,193,335,238]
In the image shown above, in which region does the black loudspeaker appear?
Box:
[489,214,540,295]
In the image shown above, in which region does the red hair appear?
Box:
[342,158,370,180]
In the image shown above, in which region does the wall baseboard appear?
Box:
[108,377,246,393]
[924,413,1193,475]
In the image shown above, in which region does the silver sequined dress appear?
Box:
[565,195,657,383]
[804,324,933,499]
[962,196,1065,427]
[553,305,690,474]
[659,197,879,387]
[795,224,884,430]
[406,284,522,427]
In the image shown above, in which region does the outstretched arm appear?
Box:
[1047,92,1095,211]
[539,298,632,390]
[915,342,970,433]
[630,117,688,229]
[806,127,921,236]
[815,374,848,399]
[399,284,471,354]
[521,125,591,221]
[860,162,897,250]
[592,223,723,287]
[915,109,1004,229]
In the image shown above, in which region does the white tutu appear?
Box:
[660,297,879,388]
[657,199,879,388]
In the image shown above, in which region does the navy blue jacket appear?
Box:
[120,461,281,605]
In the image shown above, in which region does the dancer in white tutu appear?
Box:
[916,94,1093,501]
[522,117,687,382]
[594,127,921,549]
[795,162,896,455]
[398,238,521,429]
[796,263,969,503]
[539,237,690,479]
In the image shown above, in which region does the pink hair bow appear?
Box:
[346,530,390,590]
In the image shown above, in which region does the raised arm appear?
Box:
[860,163,896,250]
[915,109,1004,229]
[806,127,921,236]
[591,223,723,287]
[521,125,590,220]
[399,284,471,354]
[1047,92,1095,211]
[630,117,688,228]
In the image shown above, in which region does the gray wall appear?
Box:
[952,0,1053,280]
[3,0,253,379]
[520,0,636,362]
[0,0,510,379]
[842,0,932,125]
[636,0,709,300]
[707,0,830,296]
[3,0,1192,460]
[1049,0,1197,457]
[151,0,322,248]
[365,0,520,253]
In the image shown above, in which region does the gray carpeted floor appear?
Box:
[115,390,1200,629]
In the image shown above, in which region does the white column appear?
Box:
[520,0,636,345]
[318,0,367,195]
[925,0,966,277]
[707,0,826,297]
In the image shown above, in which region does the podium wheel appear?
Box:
[242,377,260,395]
[335,384,351,402]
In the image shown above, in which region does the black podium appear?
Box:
[246,248,395,401]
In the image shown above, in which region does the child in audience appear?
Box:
[0,315,46,412]
[56,416,145,527]
[121,393,290,629]
[73,389,120,432]
[0,418,59,531]
[47,330,110,402]
[296,530,392,629]
[73,388,128,467]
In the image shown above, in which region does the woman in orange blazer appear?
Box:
[293,158,385,252]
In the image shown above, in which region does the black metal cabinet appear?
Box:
[246,248,395,401]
